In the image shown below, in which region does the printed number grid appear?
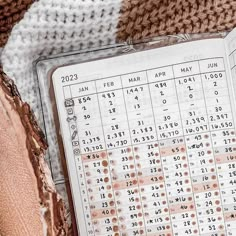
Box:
[63,57,236,236]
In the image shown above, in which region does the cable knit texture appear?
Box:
[117,0,236,41]
[0,0,35,47]
[1,0,122,117]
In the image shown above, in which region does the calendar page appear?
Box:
[52,38,236,236]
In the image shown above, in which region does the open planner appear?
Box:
[51,28,236,236]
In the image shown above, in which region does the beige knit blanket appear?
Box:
[1,0,236,47]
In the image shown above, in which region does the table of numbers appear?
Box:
[62,57,236,236]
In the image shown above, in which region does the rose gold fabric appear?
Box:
[0,85,43,236]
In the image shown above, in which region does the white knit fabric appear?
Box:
[1,0,122,117]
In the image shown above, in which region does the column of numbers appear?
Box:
[174,60,225,235]
[201,58,236,235]
[63,85,94,235]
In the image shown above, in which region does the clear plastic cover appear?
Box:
[33,31,225,234]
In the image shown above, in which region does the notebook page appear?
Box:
[52,38,236,236]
